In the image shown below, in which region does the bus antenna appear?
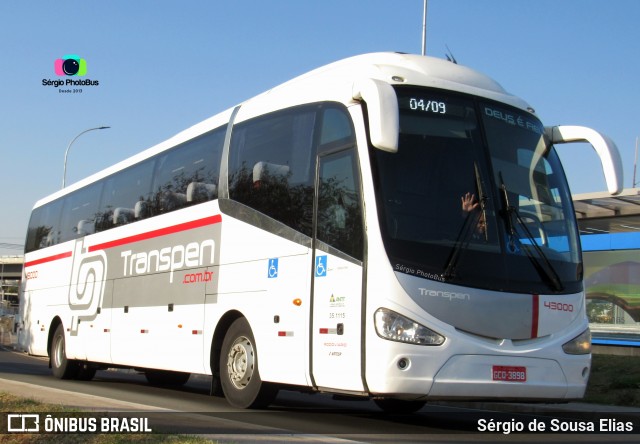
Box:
[445,45,458,64]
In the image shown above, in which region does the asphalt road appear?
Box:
[1,346,638,443]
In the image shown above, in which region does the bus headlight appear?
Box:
[374,308,445,346]
[562,329,591,355]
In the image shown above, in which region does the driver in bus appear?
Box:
[461,192,487,238]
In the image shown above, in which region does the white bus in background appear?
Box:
[19,52,623,411]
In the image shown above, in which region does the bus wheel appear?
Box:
[76,363,97,381]
[51,324,79,379]
[145,370,190,386]
[374,398,426,414]
[220,318,277,409]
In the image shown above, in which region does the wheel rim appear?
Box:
[226,335,255,390]
[53,334,64,369]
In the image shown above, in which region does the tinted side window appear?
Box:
[25,126,226,252]
[317,149,364,261]
[320,107,354,145]
[59,182,103,243]
[25,208,44,253]
[25,199,63,253]
[228,107,317,236]
[152,128,225,215]
[97,160,155,231]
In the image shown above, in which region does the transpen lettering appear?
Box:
[120,239,215,283]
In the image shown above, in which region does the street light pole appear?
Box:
[62,126,110,188]
[421,0,428,56]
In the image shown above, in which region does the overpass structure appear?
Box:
[573,188,640,349]
[0,256,23,315]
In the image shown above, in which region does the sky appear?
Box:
[1,0,639,255]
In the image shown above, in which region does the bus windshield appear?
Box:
[371,86,581,294]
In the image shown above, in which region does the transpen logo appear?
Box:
[68,238,107,335]
[54,54,87,76]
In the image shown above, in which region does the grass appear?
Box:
[583,354,640,407]
[0,393,212,444]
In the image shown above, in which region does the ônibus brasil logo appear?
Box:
[42,54,99,91]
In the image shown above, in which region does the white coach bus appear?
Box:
[19,52,623,411]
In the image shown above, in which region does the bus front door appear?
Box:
[310,148,366,392]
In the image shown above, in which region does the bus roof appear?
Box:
[238,52,531,123]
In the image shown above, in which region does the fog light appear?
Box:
[397,358,410,370]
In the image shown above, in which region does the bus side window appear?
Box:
[98,160,154,231]
[59,182,102,243]
[152,128,224,215]
[229,106,316,236]
[320,107,353,146]
[25,208,44,253]
[317,149,364,261]
[25,199,63,253]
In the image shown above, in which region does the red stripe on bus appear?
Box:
[531,294,539,338]
[88,214,222,252]
[24,251,73,268]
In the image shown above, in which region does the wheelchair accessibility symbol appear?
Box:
[268,258,279,278]
[315,255,327,277]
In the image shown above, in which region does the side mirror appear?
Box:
[353,78,399,153]
[544,125,623,195]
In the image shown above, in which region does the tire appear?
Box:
[50,324,79,379]
[145,369,191,386]
[374,398,426,414]
[75,363,97,381]
[220,317,277,409]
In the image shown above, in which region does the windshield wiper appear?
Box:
[441,205,480,280]
[498,173,563,292]
[498,178,517,252]
[442,163,486,280]
[474,162,489,242]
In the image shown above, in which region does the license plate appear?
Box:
[492,365,527,382]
